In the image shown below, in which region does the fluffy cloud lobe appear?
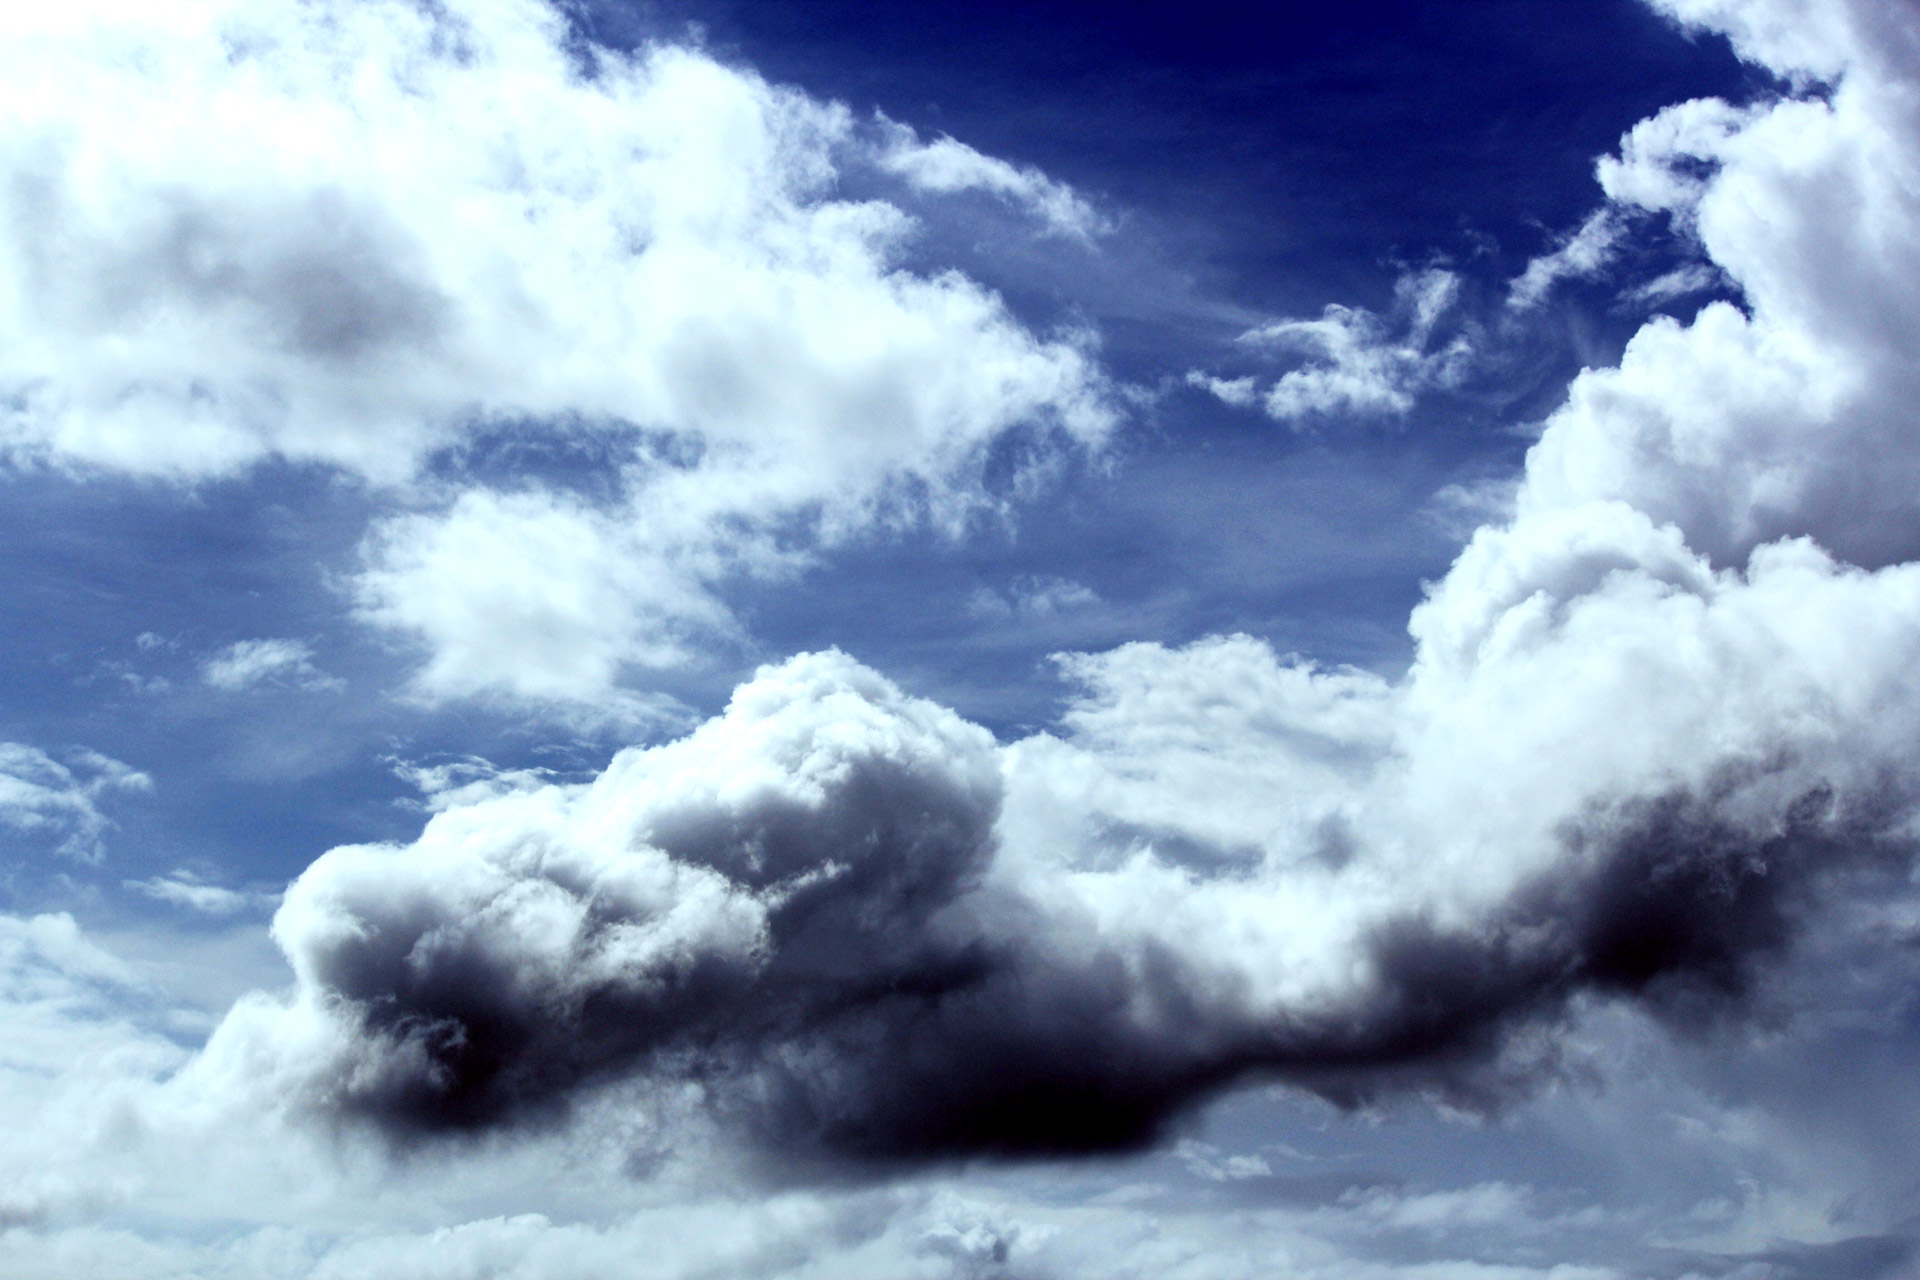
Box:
[258,652,1013,1155]
[0,0,1105,484]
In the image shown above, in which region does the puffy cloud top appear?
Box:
[0,0,1107,485]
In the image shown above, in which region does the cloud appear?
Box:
[223,651,1028,1156]
[0,0,1112,715]
[0,745,150,861]
[1193,269,1473,424]
[0,912,190,1231]
[351,488,732,719]
[1,924,1914,1278]
[7,0,1920,1274]
[1525,0,1920,568]
[133,1,1920,1208]
[1173,1138,1274,1183]
[201,639,340,693]
[0,1169,1697,1280]
[1506,209,1623,310]
[201,555,1920,1170]
[875,118,1107,239]
[391,756,574,814]
[0,0,1106,482]
[966,575,1100,622]
[124,872,273,917]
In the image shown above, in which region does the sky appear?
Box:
[1,0,1918,1276]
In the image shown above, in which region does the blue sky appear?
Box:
[2,0,1919,1276]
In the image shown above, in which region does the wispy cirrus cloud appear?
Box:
[201,640,340,693]
[0,745,150,862]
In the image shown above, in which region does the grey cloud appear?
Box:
[239,639,1919,1174]
[83,191,449,365]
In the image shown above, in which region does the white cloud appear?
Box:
[1195,269,1473,424]
[201,639,339,693]
[8,0,1920,1275]
[0,0,1112,715]
[1524,1,1920,569]
[875,118,1107,239]
[1506,209,1623,309]
[1184,372,1261,408]
[391,756,572,814]
[351,487,747,719]
[0,912,191,1232]
[0,745,150,861]
[1623,262,1727,305]
[967,575,1100,622]
[124,872,271,917]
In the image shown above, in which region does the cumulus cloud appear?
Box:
[1192,269,1473,424]
[0,0,1111,713]
[1525,0,1920,567]
[0,0,1107,483]
[8,0,1920,1273]
[197,570,1920,1172]
[220,651,1024,1155]
[201,639,340,693]
[0,745,150,861]
[351,488,735,719]
[133,1,1920,1212]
